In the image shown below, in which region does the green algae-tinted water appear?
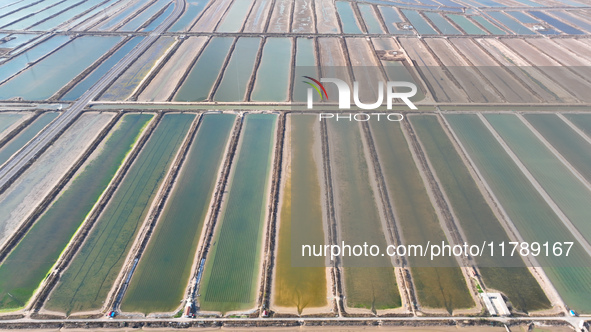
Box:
[471,15,506,35]
[410,115,550,312]
[0,36,121,100]
[0,113,152,311]
[525,114,591,186]
[358,4,384,33]
[251,38,291,102]
[292,38,317,103]
[446,114,591,314]
[0,112,58,166]
[101,37,174,101]
[46,113,195,314]
[213,37,261,102]
[121,114,235,314]
[401,9,438,35]
[199,113,276,313]
[174,37,234,102]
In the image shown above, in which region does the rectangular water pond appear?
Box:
[274,114,328,314]
[198,113,277,314]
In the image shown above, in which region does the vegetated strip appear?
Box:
[326,119,401,312]
[445,114,591,314]
[120,113,236,314]
[485,114,591,247]
[45,113,195,315]
[198,113,277,314]
[524,114,591,186]
[369,119,473,313]
[272,114,327,314]
[409,115,550,313]
[0,113,153,311]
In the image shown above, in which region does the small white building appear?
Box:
[480,292,510,317]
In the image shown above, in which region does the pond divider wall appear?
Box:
[245,37,267,102]
[259,112,285,314]
[319,118,342,317]
[166,36,212,102]
[106,113,203,313]
[206,37,238,101]
[29,112,163,313]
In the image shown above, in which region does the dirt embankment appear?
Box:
[105,114,204,314]
[319,118,342,317]
[0,112,121,266]
[259,113,286,314]
[29,113,163,313]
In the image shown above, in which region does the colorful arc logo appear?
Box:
[303,76,328,101]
